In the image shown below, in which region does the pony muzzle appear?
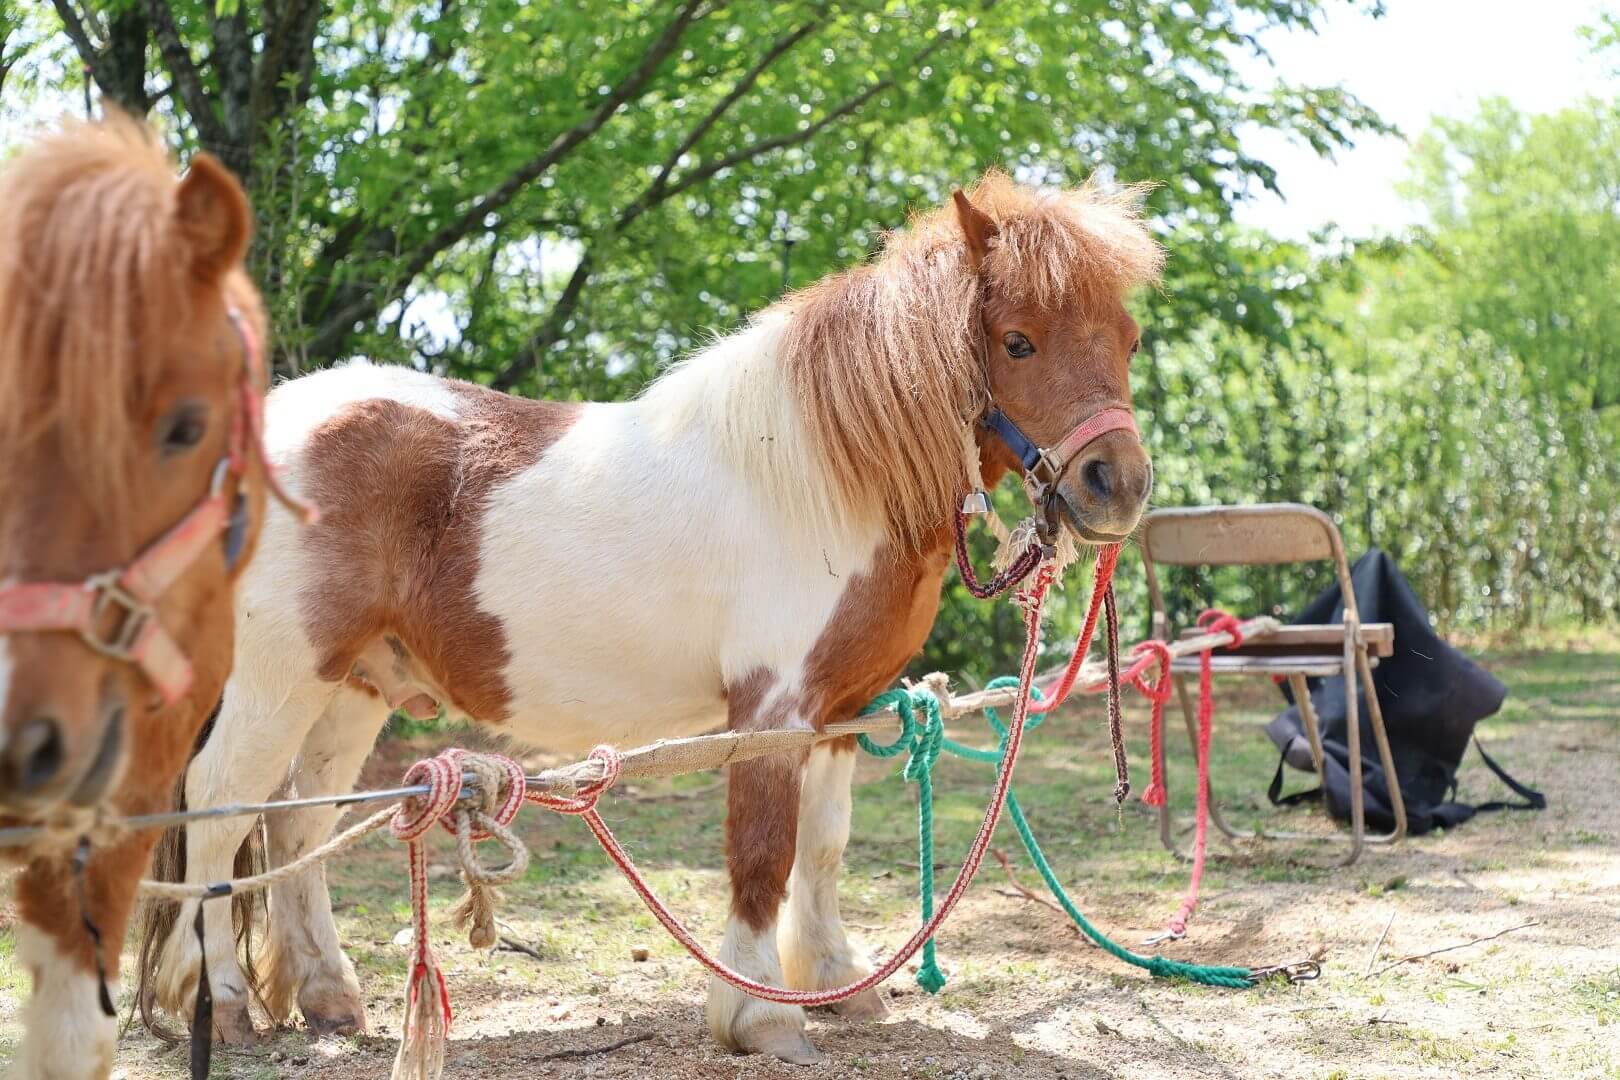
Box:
[0,666,129,817]
[1052,429,1153,543]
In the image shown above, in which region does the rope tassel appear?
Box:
[393,841,451,1080]
[387,749,528,1080]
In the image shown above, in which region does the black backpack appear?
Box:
[1266,549,1545,834]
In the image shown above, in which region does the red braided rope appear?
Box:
[1027,543,1121,715]
[387,553,1114,1020]
[1130,641,1174,808]
[562,561,1066,1005]
[389,748,531,1043]
[1157,609,1244,939]
[951,511,1042,599]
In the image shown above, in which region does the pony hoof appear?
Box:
[212,1001,260,1046]
[300,978,368,1039]
[304,1001,366,1038]
[745,1026,824,1065]
[830,987,889,1022]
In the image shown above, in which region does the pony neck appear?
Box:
[638,313,880,548]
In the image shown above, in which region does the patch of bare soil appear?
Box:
[3,650,1616,1079]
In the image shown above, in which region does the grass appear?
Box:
[2,633,1617,1078]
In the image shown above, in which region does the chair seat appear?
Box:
[1169,653,1357,678]
[1177,622,1394,658]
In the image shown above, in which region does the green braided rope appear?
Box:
[858,676,1255,993]
[858,689,949,991]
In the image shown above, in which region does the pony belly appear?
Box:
[500,685,728,755]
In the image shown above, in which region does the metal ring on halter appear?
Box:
[207,457,230,497]
[79,572,155,662]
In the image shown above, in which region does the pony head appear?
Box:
[783,170,1162,548]
[953,173,1160,541]
[0,116,263,820]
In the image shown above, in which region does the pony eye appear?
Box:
[1003,331,1035,359]
[157,401,209,455]
[1129,338,1141,359]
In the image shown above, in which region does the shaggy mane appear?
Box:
[0,114,254,525]
[776,170,1163,547]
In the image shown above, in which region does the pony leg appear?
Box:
[260,684,391,1035]
[780,740,888,1021]
[153,679,331,1042]
[11,831,156,1079]
[706,749,822,1064]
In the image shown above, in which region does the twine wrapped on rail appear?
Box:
[114,597,1280,1080]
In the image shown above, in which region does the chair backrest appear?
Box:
[1140,503,1358,636]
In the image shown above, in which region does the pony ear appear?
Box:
[175,153,252,282]
[952,189,998,265]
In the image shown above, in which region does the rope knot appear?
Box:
[1196,609,1244,650]
[1128,640,1174,704]
[390,749,527,843]
[527,745,622,815]
[390,750,465,843]
[1013,563,1058,610]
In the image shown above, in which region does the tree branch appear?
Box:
[211,0,254,171]
[50,0,109,87]
[302,0,708,365]
[487,6,987,391]
[612,10,968,235]
[648,16,822,194]
[490,250,594,392]
[50,0,150,115]
[142,0,228,150]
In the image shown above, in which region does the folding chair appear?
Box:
[1140,503,1407,865]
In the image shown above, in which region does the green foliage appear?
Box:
[1376,98,1620,413]
[17,0,1383,385]
[12,1,1618,685]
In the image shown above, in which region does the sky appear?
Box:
[1233,0,1615,239]
[5,1,1612,242]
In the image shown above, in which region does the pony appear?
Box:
[148,171,1162,1062]
[0,117,283,1078]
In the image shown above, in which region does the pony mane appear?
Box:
[0,114,243,525]
[775,170,1164,548]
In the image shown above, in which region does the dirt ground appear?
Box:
[2,636,1616,1079]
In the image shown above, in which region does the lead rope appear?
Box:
[375,551,1072,1080]
[70,838,117,1019]
[952,510,1042,598]
[1102,585,1129,807]
[1143,609,1245,943]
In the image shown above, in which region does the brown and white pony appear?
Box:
[151,173,1161,1062]
[0,119,274,1078]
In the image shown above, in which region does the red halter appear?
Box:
[0,310,318,706]
[978,404,1139,520]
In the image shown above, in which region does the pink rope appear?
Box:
[389,749,530,1043]
[386,553,1115,1021]
[1157,609,1244,939]
[554,561,1066,1005]
[1131,641,1174,808]
[1027,543,1120,715]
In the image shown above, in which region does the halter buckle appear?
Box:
[1022,451,1065,504]
[80,572,154,662]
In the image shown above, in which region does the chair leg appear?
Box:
[1357,648,1407,845]
[1339,639,1366,867]
[1288,674,1327,777]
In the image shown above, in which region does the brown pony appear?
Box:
[0,117,276,1079]
[149,172,1161,1064]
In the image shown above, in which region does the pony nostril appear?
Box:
[8,717,65,795]
[1082,459,1113,501]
